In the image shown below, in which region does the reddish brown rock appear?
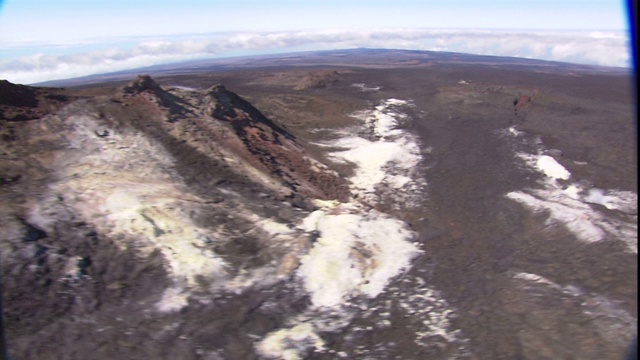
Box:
[513,95,531,115]
[115,77,349,202]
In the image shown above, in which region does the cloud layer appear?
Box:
[0,29,631,84]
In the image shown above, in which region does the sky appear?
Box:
[0,0,633,84]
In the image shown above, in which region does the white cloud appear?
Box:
[0,29,631,84]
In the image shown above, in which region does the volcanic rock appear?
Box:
[121,75,191,119]
[0,80,38,108]
[294,70,340,90]
[514,94,531,115]
[204,84,350,201]
[0,80,70,121]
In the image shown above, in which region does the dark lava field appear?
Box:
[1,49,636,359]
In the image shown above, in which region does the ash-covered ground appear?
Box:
[1,49,636,359]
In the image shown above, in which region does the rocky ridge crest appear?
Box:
[0,75,352,357]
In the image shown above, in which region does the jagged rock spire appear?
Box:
[122,75,163,94]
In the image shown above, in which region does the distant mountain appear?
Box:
[33,48,630,88]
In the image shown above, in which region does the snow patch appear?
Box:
[506,190,607,243]
[256,218,296,236]
[508,126,523,137]
[536,155,571,180]
[507,184,637,252]
[325,98,425,207]
[584,188,638,213]
[351,83,381,92]
[563,184,582,199]
[257,323,325,360]
[328,137,421,197]
[512,271,637,345]
[296,99,424,308]
[170,85,197,91]
[157,287,190,313]
[506,138,637,252]
[255,97,438,358]
[298,205,420,308]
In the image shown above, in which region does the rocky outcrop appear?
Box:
[114,79,347,202]
[205,84,293,140]
[122,74,164,94]
[121,75,191,119]
[0,80,69,121]
[0,80,39,108]
[513,95,531,115]
[294,70,340,90]
[201,84,349,201]
[0,74,352,212]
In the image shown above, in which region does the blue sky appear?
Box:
[0,0,633,84]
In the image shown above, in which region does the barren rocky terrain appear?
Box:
[1,49,637,359]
